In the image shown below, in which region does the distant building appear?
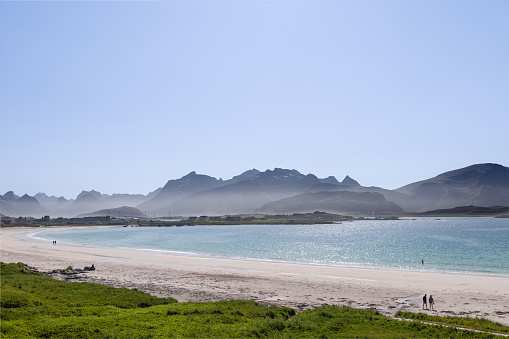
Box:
[69,216,111,224]
[225,215,241,221]
[0,217,12,225]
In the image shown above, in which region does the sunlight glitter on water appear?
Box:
[31,217,509,275]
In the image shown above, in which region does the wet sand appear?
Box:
[1,226,508,325]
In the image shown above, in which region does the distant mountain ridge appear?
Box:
[2,163,508,218]
[395,163,509,211]
[34,193,59,208]
[0,187,162,218]
[165,168,324,216]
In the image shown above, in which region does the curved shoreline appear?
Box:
[22,224,509,277]
[21,227,509,279]
[2,226,509,326]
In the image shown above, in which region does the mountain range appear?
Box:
[1,163,508,218]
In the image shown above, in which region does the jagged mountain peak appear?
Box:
[244,168,321,191]
[154,172,224,196]
[77,190,103,200]
[2,191,19,200]
[230,169,260,182]
[137,171,226,213]
[34,192,59,207]
[259,168,303,179]
[76,193,101,203]
[319,176,341,185]
[57,196,69,203]
[163,172,220,187]
[183,171,197,178]
[342,175,360,186]
[19,194,37,201]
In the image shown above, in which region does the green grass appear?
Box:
[1,262,505,338]
[395,310,509,334]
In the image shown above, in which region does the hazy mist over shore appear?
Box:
[2,163,508,218]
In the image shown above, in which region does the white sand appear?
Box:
[1,226,508,325]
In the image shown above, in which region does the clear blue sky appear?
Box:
[1,0,508,199]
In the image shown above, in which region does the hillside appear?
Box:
[77,206,145,218]
[255,191,404,215]
[416,205,509,217]
[395,163,509,212]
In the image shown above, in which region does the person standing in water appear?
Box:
[429,295,434,311]
[422,294,428,310]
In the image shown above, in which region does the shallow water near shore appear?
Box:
[30,217,509,275]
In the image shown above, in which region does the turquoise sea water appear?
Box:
[30,217,509,275]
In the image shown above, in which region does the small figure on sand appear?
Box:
[84,264,95,271]
[429,295,434,311]
[422,294,428,310]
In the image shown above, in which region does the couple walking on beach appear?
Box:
[422,294,435,311]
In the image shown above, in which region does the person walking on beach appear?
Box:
[422,294,428,310]
[429,295,434,311]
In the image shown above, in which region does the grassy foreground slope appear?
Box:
[395,311,509,335]
[0,262,504,338]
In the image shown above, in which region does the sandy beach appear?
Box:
[1,226,508,326]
